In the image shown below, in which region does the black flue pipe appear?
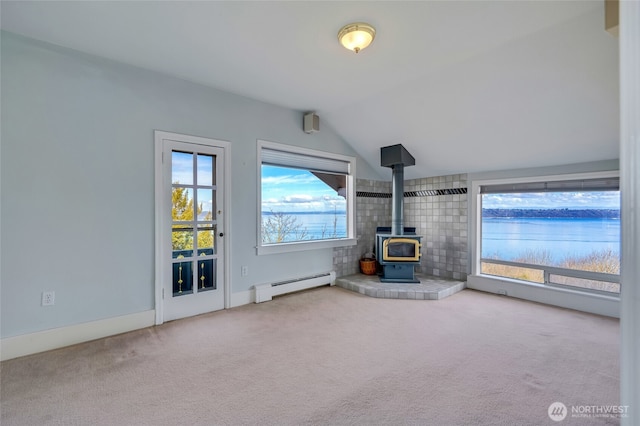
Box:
[391,164,404,236]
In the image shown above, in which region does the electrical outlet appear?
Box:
[42,291,55,306]
[241,266,248,277]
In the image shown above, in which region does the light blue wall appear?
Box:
[0,32,380,338]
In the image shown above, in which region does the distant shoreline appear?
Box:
[262,211,347,215]
[482,208,619,219]
[262,209,620,219]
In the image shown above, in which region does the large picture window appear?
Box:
[477,174,620,294]
[257,140,356,255]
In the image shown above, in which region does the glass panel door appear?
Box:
[162,140,225,321]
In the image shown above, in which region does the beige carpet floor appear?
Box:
[0,287,620,425]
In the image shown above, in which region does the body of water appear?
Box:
[263,212,347,241]
[265,213,621,264]
[482,217,620,262]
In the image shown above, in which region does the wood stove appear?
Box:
[376,144,422,283]
[376,227,422,283]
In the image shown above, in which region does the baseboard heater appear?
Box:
[254,271,336,303]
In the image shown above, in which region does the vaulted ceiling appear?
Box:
[1,1,619,180]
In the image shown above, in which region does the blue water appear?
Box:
[482,217,620,262]
[264,214,621,263]
[263,212,347,241]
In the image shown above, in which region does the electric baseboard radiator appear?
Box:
[254,271,336,303]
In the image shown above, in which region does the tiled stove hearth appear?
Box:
[336,273,465,300]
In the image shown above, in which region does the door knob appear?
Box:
[219,233,224,237]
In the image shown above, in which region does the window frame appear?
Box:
[256,140,357,255]
[471,170,621,295]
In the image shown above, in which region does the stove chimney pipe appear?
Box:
[391,163,405,235]
[380,144,416,236]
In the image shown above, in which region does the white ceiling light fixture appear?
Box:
[338,22,376,53]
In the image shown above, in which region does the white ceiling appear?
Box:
[1,1,619,180]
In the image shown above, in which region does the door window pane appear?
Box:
[196,189,215,221]
[172,227,193,256]
[197,227,215,254]
[172,188,194,221]
[197,154,214,186]
[172,151,193,185]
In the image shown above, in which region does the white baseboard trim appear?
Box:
[230,290,253,307]
[0,310,155,361]
[467,275,620,318]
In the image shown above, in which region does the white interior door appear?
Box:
[156,133,226,323]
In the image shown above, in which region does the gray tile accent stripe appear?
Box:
[356,191,392,198]
[405,188,467,196]
[357,188,468,198]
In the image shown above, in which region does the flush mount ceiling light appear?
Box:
[338,22,376,53]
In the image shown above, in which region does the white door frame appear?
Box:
[154,130,231,325]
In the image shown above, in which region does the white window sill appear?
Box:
[467,274,620,318]
[257,238,357,255]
